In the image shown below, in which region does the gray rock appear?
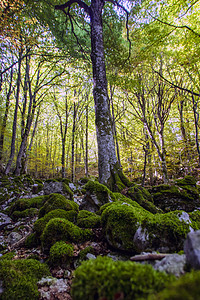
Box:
[184,230,200,269]
[0,213,12,230]
[0,280,3,295]
[69,183,77,191]
[154,254,186,277]
[86,253,96,260]
[43,181,72,199]
[133,226,150,252]
[38,277,68,300]
[6,232,22,245]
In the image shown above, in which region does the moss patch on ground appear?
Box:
[71,256,175,300]
[150,270,200,300]
[0,258,50,300]
[49,241,74,266]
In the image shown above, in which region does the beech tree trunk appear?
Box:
[90,0,118,185]
[55,0,129,189]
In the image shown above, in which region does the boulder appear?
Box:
[80,180,116,212]
[154,254,186,277]
[184,230,200,269]
[150,176,200,212]
[43,181,73,199]
[101,202,195,253]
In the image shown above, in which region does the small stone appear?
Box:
[0,213,12,230]
[86,253,96,260]
[6,232,22,245]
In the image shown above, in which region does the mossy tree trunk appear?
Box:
[55,0,129,190]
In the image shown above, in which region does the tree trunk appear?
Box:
[90,0,118,185]
[0,67,13,163]
[5,45,23,175]
[85,104,89,177]
[71,102,76,182]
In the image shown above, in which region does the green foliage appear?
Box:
[38,193,78,218]
[71,256,175,300]
[49,241,74,266]
[0,251,16,261]
[41,217,92,252]
[0,259,50,300]
[77,210,101,228]
[151,270,200,300]
[34,208,78,236]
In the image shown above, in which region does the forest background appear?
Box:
[0,0,200,186]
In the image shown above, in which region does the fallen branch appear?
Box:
[130,253,170,261]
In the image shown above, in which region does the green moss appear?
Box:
[127,185,161,214]
[77,210,101,228]
[25,233,40,249]
[9,195,47,217]
[101,202,190,253]
[38,193,78,218]
[113,192,144,208]
[101,202,147,251]
[189,210,200,230]
[34,209,78,236]
[41,218,92,252]
[0,251,16,260]
[0,259,50,300]
[12,208,38,220]
[151,270,200,299]
[176,175,197,187]
[71,256,175,300]
[49,241,74,266]
[78,246,94,260]
[62,182,73,198]
[83,180,116,204]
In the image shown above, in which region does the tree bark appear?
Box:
[90,0,118,185]
[0,67,14,163]
[5,45,23,175]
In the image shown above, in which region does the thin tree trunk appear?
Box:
[5,44,23,175]
[85,104,89,177]
[71,102,76,182]
[192,93,200,166]
[0,67,14,162]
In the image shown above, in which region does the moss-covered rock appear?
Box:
[126,184,161,214]
[77,210,101,228]
[189,210,200,230]
[12,208,38,220]
[41,218,92,252]
[49,241,74,266]
[34,208,78,236]
[0,258,50,300]
[80,180,116,212]
[9,195,47,217]
[38,193,78,218]
[43,180,73,199]
[151,270,200,300]
[25,233,40,249]
[101,202,191,253]
[71,256,174,300]
[151,178,200,212]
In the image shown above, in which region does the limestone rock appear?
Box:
[184,230,200,269]
[154,254,186,277]
[0,212,12,230]
[6,232,22,245]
